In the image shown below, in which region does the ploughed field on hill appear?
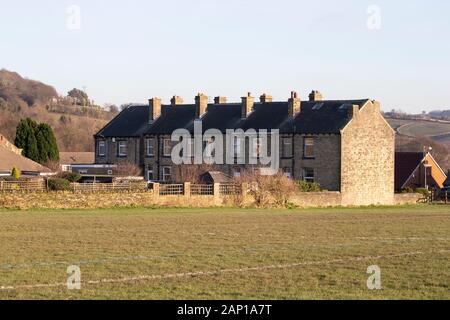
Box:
[0,206,449,300]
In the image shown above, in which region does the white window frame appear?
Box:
[118,141,127,157]
[163,139,171,157]
[162,166,172,182]
[146,138,155,157]
[147,167,154,181]
[282,138,292,158]
[233,136,242,157]
[303,168,315,183]
[98,140,106,157]
[283,167,292,179]
[252,137,261,158]
[304,137,315,159]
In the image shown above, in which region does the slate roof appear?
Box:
[96,105,150,138]
[95,99,370,137]
[146,105,196,135]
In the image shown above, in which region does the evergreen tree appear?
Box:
[14,118,59,163]
[37,123,59,161]
[26,129,39,162]
[11,167,21,180]
[35,129,49,163]
[14,119,30,150]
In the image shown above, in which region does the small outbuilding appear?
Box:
[198,171,233,184]
[395,152,447,191]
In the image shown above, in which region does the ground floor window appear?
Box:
[162,166,172,182]
[283,167,292,179]
[303,168,315,183]
[233,167,241,178]
[147,166,154,181]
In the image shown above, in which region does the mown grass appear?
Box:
[0,205,449,300]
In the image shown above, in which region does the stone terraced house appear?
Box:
[94,91,396,206]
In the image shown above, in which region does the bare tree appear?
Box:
[115,162,142,177]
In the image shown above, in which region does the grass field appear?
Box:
[0,206,449,300]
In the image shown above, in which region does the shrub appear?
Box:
[236,172,297,207]
[414,188,429,197]
[401,187,414,193]
[58,172,82,183]
[11,167,21,180]
[47,178,71,191]
[298,181,322,192]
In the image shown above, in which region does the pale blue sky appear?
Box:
[1,0,449,112]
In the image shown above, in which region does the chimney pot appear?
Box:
[214,96,227,104]
[241,93,255,118]
[171,95,184,106]
[260,93,273,103]
[309,90,323,102]
[288,91,301,117]
[148,97,162,123]
[195,93,208,118]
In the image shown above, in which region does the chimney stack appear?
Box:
[214,96,227,104]
[309,90,323,102]
[195,93,209,118]
[241,92,255,118]
[148,97,162,123]
[260,93,273,103]
[288,91,301,117]
[171,95,184,106]
[348,104,359,119]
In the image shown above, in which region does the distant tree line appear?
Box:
[14,118,59,164]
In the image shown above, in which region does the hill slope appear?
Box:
[0,69,114,152]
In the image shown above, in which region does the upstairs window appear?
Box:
[98,140,106,157]
[163,139,172,157]
[252,137,262,158]
[233,136,242,157]
[146,138,155,157]
[304,137,315,158]
[282,138,292,158]
[118,141,127,157]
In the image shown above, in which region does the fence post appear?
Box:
[241,183,248,197]
[184,182,191,197]
[0,180,3,191]
[153,183,160,197]
[213,183,220,199]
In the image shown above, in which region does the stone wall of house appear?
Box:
[293,134,341,191]
[96,137,142,167]
[340,101,396,206]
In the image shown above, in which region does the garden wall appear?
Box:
[394,193,423,205]
[290,192,342,208]
[0,190,420,210]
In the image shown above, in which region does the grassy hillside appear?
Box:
[0,69,114,152]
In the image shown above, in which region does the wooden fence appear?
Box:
[0,180,46,192]
[0,179,243,197]
[70,181,148,192]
